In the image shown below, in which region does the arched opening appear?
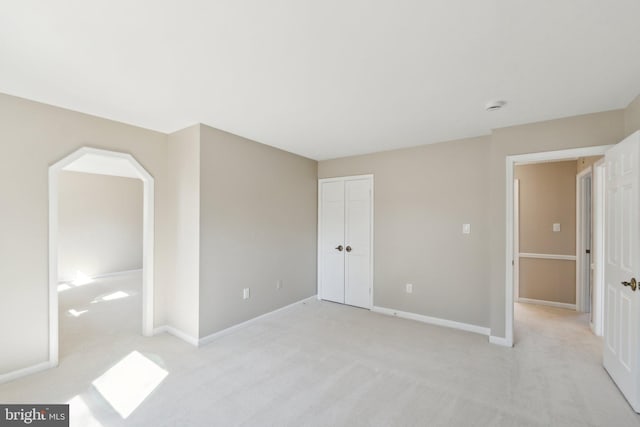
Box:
[48,147,154,366]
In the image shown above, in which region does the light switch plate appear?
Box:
[553,223,561,232]
[462,224,471,234]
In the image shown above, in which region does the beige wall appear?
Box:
[319,136,492,327]
[625,94,640,137]
[199,125,318,337]
[166,125,201,339]
[318,107,632,338]
[515,161,576,304]
[489,110,625,337]
[320,110,624,336]
[0,94,319,376]
[58,171,143,281]
[519,258,576,304]
[1,87,638,376]
[515,161,576,255]
[0,93,170,375]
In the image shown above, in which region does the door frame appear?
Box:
[504,145,611,347]
[591,158,606,336]
[576,167,593,313]
[317,174,374,309]
[513,179,520,302]
[48,147,155,367]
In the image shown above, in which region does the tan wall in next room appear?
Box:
[515,161,577,304]
[58,171,143,282]
[519,258,576,304]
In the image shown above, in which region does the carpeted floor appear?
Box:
[1,273,638,426]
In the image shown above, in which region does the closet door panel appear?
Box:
[320,181,345,303]
[345,179,371,308]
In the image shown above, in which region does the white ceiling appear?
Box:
[1,1,639,160]
[63,153,140,179]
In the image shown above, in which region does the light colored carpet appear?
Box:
[1,274,639,426]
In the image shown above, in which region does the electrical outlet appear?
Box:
[276,279,282,290]
[406,283,413,294]
[243,288,250,299]
[553,223,561,232]
[462,224,471,234]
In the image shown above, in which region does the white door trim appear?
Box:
[49,147,155,367]
[518,253,577,261]
[317,174,374,309]
[513,179,520,301]
[504,145,611,347]
[576,167,593,313]
[591,158,606,336]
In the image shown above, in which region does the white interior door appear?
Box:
[320,181,345,303]
[319,176,373,309]
[344,178,372,308]
[603,131,640,412]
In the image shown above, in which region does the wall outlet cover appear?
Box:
[553,223,561,232]
[462,224,471,234]
[406,283,413,293]
[243,288,250,299]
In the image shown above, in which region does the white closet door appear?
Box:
[344,178,372,308]
[319,175,373,309]
[320,181,345,303]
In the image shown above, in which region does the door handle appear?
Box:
[621,278,637,291]
[335,245,343,252]
[346,246,352,253]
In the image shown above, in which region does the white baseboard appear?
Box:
[152,325,199,347]
[58,268,143,284]
[518,297,576,310]
[489,335,512,347]
[153,295,317,348]
[371,306,490,336]
[93,269,143,279]
[199,295,317,346]
[0,360,56,385]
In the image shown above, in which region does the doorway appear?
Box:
[48,147,155,366]
[504,145,611,347]
[514,160,578,311]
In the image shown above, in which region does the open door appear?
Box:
[603,131,640,411]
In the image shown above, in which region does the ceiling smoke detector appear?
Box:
[485,100,507,111]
